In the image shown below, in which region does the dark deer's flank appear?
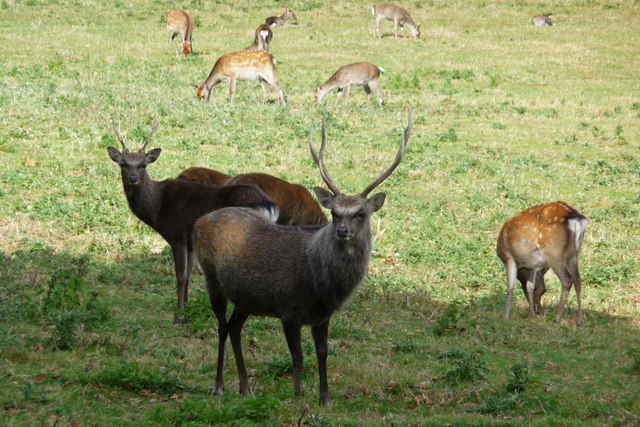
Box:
[107,116,279,324]
[178,167,328,226]
[194,107,411,406]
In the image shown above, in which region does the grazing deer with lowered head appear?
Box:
[532,14,554,26]
[193,107,411,406]
[194,50,285,105]
[266,7,297,27]
[178,168,328,226]
[373,3,420,39]
[315,62,384,108]
[107,116,279,324]
[245,24,273,52]
[166,9,194,57]
[497,201,588,325]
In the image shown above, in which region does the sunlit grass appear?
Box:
[0,0,639,424]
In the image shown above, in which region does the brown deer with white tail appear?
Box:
[107,116,279,324]
[194,50,285,105]
[244,24,273,52]
[265,7,297,27]
[497,201,588,325]
[193,107,411,406]
[315,62,384,108]
[166,9,193,57]
[373,3,420,39]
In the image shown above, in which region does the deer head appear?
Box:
[309,107,411,244]
[107,115,161,187]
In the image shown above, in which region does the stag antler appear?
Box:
[360,106,411,197]
[140,115,159,153]
[309,107,341,195]
[111,114,128,152]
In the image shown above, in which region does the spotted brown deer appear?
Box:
[497,202,588,325]
[107,116,279,324]
[193,107,411,405]
[166,9,193,57]
[266,7,297,27]
[245,24,273,52]
[315,62,384,108]
[194,50,286,105]
[373,3,420,39]
[177,168,328,226]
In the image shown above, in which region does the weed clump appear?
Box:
[438,347,487,385]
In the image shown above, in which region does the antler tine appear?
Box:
[360,105,412,197]
[111,114,127,152]
[309,106,341,195]
[139,115,159,153]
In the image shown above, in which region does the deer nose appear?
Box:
[336,225,350,239]
[128,173,139,185]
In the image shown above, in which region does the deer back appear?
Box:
[177,167,232,186]
[228,173,328,226]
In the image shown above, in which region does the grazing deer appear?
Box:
[245,24,273,52]
[166,9,194,57]
[497,202,588,325]
[373,3,420,39]
[315,62,384,108]
[532,14,554,26]
[107,116,279,324]
[193,107,411,406]
[194,50,286,105]
[178,167,328,226]
[266,7,297,27]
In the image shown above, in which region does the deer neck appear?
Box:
[123,175,161,227]
[306,225,372,312]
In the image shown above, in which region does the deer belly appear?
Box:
[235,69,264,82]
[515,247,548,270]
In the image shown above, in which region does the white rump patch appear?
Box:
[378,66,386,73]
[567,217,588,250]
[255,204,280,223]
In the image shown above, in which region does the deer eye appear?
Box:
[357,212,366,221]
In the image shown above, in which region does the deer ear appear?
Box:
[314,187,335,209]
[145,148,162,165]
[367,192,386,213]
[107,146,123,164]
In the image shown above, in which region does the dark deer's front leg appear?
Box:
[312,320,331,406]
[283,320,304,396]
[171,244,189,324]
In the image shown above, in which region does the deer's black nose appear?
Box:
[128,173,139,184]
[336,226,349,239]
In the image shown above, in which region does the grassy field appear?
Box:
[1,0,639,424]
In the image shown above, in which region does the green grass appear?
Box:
[1,0,639,424]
